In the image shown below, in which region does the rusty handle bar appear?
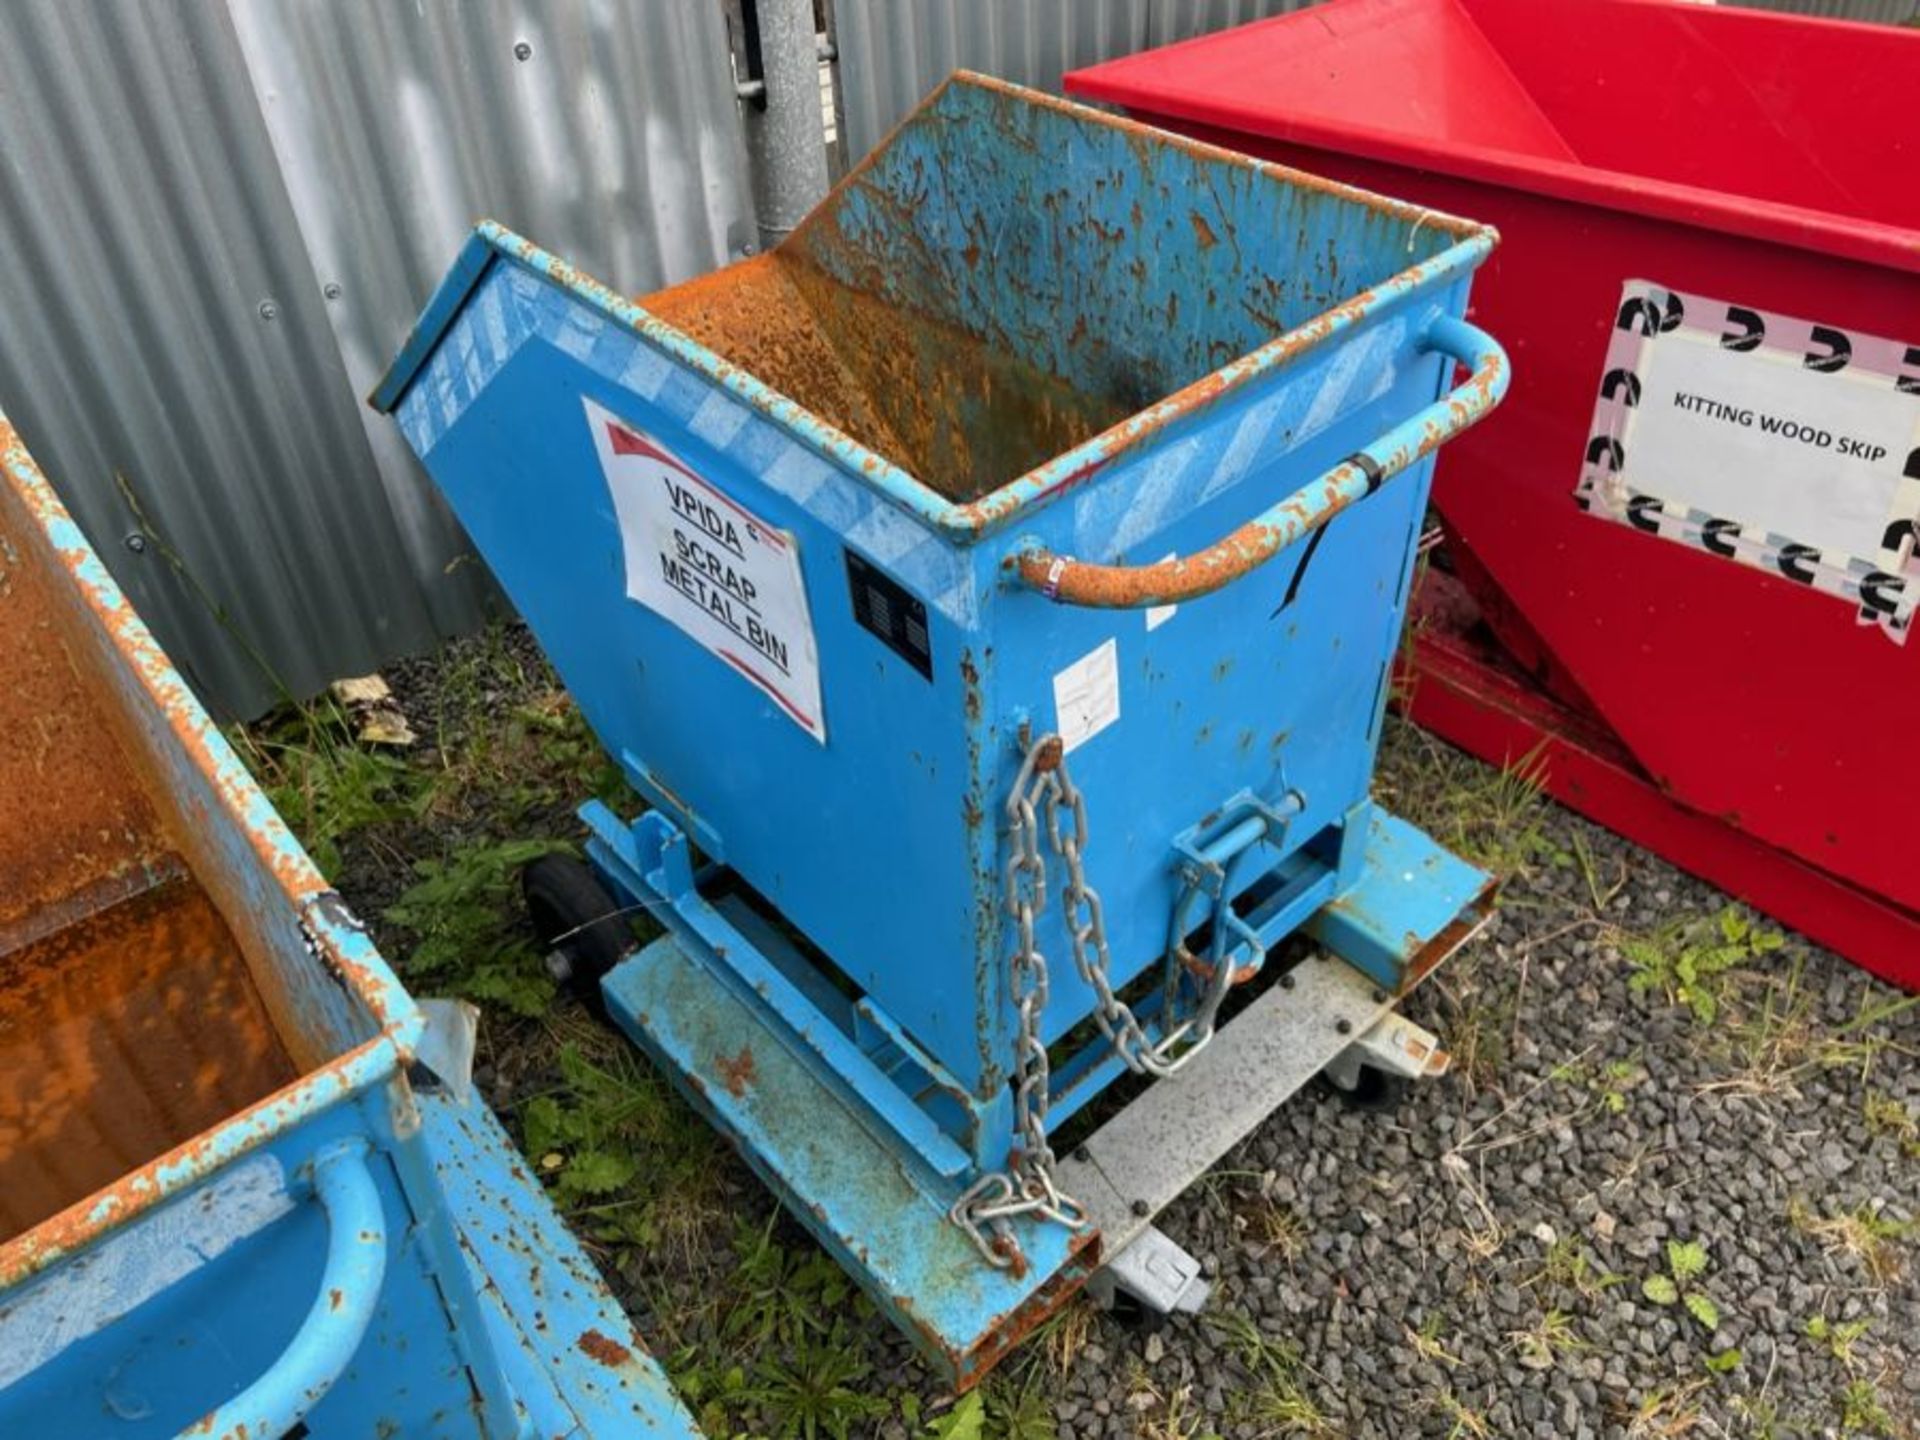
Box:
[1014,316,1508,609]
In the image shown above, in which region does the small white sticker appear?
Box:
[1053,637,1121,752]
[1144,552,1178,631]
[587,398,825,742]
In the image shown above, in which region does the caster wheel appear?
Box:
[1323,1063,1409,1112]
[1106,1291,1170,1335]
[522,854,637,999]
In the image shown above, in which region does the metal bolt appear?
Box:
[1335,1018,1353,1036]
[257,299,278,321]
[123,533,147,554]
[322,282,343,301]
[512,39,532,61]
[1372,988,1388,1004]
[1130,1199,1150,1218]
[1072,1145,1090,1164]
[739,242,758,257]
[1278,972,1295,990]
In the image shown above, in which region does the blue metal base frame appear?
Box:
[414,1088,701,1438]
[585,798,1489,1386]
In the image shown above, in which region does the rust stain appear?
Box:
[1397,879,1500,994]
[988,1231,1030,1280]
[1,422,411,1046]
[938,1226,1103,1391]
[0,876,298,1244]
[0,422,425,1291]
[638,245,1129,503]
[1011,335,1506,607]
[0,472,171,946]
[577,1327,634,1367]
[1188,210,1218,250]
[714,1044,757,1098]
[959,647,981,722]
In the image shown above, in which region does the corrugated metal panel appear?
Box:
[1729,0,1917,20]
[834,1,1150,161]
[834,0,1914,163]
[1149,0,1324,44]
[0,1,753,718]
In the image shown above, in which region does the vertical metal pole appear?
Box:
[741,0,831,252]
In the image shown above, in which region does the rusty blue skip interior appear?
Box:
[0,421,697,1435]
[374,73,1503,1384]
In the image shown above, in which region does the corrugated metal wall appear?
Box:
[833,0,1316,161]
[1731,0,1916,19]
[832,0,1915,162]
[0,0,1907,714]
[0,0,754,717]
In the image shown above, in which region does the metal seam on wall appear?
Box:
[0,1,756,718]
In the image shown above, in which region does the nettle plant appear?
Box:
[1641,1240,1742,1374]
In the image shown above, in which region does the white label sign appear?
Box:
[1053,637,1121,752]
[1622,330,1911,559]
[587,398,825,741]
[1577,283,1920,643]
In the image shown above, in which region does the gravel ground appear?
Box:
[321,627,1919,1440]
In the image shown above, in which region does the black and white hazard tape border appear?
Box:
[1574,280,1920,645]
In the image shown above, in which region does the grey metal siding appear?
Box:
[1729,0,1916,19]
[0,1,755,717]
[832,0,1915,164]
[831,0,1318,160]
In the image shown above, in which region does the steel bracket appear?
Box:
[1322,1011,1451,1092]
[1086,1225,1211,1317]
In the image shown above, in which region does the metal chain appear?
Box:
[1047,756,1205,1079]
[951,735,1088,1268]
[952,731,1228,1266]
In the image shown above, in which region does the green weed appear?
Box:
[1806,1314,1875,1371]
[1507,1307,1585,1370]
[1374,724,1553,883]
[723,1213,866,1353]
[743,1331,892,1440]
[519,1026,728,1265]
[924,1391,986,1439]
[384,837,573,1014]
[232,697,427,878]
[1551,1056,1643,1118]
[1639,1239,1726,1337]
[1528,1235,1626,1302]
[1787,1199,1912,1288]
[1618,905,1784,1026]
[1208,1312,1335,1437]
[1836,1378,1896,1437]
[983,1371,1059,1440]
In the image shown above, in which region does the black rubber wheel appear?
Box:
[1323,1064,1409,1113]
[1105,1290,1171,1335]
[522,854,637,997]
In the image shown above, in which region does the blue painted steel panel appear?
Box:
[0,421,698,1436]
[374,73,1503,1379]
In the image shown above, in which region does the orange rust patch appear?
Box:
[639,250,1128,503]
[0,469,171,947]
[577,1327,634,1366]
[714,1044,757,1098]
[0,878,298,1243]
[1189,210,1219,250]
